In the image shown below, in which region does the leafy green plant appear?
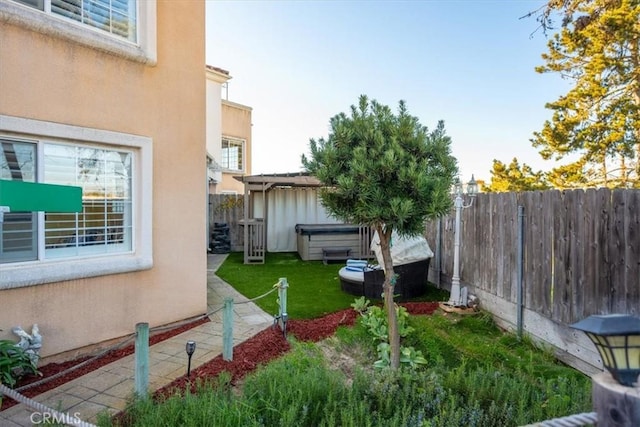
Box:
[354,298,426,369]
[350,296,370,314]
[0,339,39,388]
[399,346,428,369]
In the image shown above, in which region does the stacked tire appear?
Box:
[210,222,231,254]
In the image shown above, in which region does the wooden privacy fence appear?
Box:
[425,188,640,373]
[209,194,244,251]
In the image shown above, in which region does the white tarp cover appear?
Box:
[262,187,340,252]
[370,230,434,266]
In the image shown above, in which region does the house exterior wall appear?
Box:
[219,100,252,194]
[206,66,230,186]
[0,0,207,360]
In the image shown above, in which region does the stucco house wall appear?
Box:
[0,0,207,361]
[220,100,252,194]
[206,65,230,190]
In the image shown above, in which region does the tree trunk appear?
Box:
[376,225,400,369]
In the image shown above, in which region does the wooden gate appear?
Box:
[243,219,265,264]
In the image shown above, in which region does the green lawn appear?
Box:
[214,252,448,319]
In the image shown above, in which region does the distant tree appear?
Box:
[301,95,457,369]
[528,0,640,188]
[485,158,551,192]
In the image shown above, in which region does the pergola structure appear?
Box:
[234,172,323,264]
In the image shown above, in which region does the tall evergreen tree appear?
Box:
[485,158,551,192]
[302,95,457,368]
[530,0,640,188]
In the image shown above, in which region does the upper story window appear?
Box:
[12,0,136,41]
[1,0,156,64]
[222,136,244,172]
[0,115,153,289]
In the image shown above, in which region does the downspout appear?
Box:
[517,205,525,340]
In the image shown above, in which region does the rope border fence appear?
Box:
[1,273,284,426]
[520,411,598,426]
[0,383,96,427]
[9,279,281,393]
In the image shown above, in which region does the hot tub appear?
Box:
[295,224,361,261]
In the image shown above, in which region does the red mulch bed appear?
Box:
[2,302,440,416]
[155,302,439,397]
[0,316,210,411]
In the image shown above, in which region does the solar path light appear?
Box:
[571,314,640,387]
[185,340,197,378]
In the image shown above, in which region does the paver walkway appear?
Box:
[0,254,274,426]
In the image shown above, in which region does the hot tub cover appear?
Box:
[370,230,434,266]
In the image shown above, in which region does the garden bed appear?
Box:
[1,303,439,413]
[1,316,210,411]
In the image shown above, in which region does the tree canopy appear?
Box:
[529,0,640,188]
[302,95,457,234]
[485,158,552,192]
[302,95,457,368]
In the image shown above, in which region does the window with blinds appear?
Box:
[43,143,133,259]
[0,140,37,263]
[0,139,133,263]
[12,0,137,42]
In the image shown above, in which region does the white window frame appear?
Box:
[0,114,153,289]
[221,136,245,173]
[0,0,157,64]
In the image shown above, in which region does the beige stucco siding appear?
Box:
[0,1,207,360]
[220,100,252,194]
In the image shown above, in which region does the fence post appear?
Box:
[278,278,288,334]
[223,297,234,361]
[517,205,525,340]
[592,372,640,426]
[134,322,149,397]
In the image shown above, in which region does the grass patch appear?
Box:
[215,252,448,319]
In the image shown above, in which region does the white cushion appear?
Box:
[339,266,364,283]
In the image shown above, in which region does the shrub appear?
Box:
[0,339,39,387]
[351,297,427,369]
[0,339,40,406]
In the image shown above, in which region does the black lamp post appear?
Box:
[185,340,196,378]
[571,314,640,387]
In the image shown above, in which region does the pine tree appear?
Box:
[485,158,551,192]
[530,0,640,188]
[302,95,457,368]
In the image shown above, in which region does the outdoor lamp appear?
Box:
[466,175,478,197]
[185,340,197,377]
[445,174,477,308]
[453,177,463,196]
[571,314,640,387]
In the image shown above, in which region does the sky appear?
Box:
[205,0,572,182]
